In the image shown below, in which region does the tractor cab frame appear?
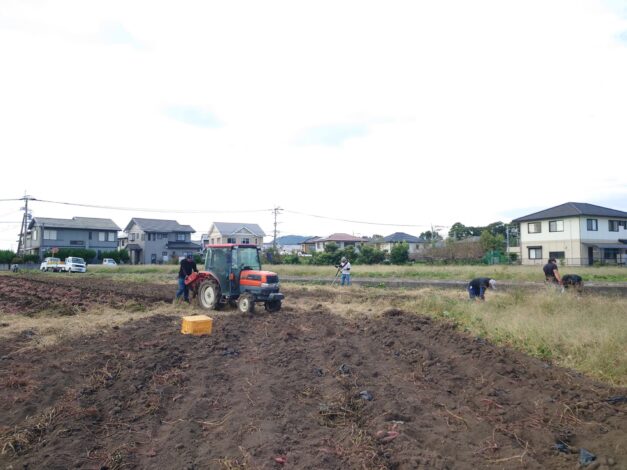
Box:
[186,244,284,314]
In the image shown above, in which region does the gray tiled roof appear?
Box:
[382,232,425,243]
[211,222,265,237]
[29,217,120,231]
[320,233,367,242]
[125,218,195,233]
[512,202,627,223]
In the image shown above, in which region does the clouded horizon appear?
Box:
[1,0,626,250]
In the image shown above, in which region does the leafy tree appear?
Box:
[485,221,506,237]
[323,242,339,254]
[356,244,386,264]
[480,230,505,252]
[0,250,15,264]
[448,222,473,240]
[118,249,130,263]
[419,231,443,242]
[282,253,301,264]
[390,241,409,264]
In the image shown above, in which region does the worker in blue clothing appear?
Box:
[467,277,496,300]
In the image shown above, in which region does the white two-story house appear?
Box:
[511,202,627,266]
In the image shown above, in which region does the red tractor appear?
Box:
[185,244,284,314]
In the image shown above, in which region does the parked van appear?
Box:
[64,257,86,273]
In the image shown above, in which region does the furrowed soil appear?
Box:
[1,274,626,469]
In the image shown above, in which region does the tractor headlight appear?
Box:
[261,282,280,289]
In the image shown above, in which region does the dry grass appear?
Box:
[0,304,191,349]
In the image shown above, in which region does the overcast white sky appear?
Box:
[1,0,627,250]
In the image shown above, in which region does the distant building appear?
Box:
[123,218,200,264]
[511,202,627,266]
[301,233,367,253]
[24,216,120,260]
[207,222,265,246]
[370,232,427,259]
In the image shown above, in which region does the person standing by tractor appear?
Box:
[543,257,562,288]
[175,254,198,304]
[336,256,351,286]
[467,277,496,300]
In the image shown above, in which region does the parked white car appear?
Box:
[40,257,64,272]
[64,257,86,273]
[102,258,118,266]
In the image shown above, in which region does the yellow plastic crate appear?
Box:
[181,315,213,336]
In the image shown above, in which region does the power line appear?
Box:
[283,209,442,229]
[32,198,273,214]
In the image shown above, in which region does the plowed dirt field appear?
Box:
[1,274,626,469]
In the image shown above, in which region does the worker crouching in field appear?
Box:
[467,277,496,301]
[561,274,584,292]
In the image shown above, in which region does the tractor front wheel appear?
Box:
[198,280,220,310]
[238,294,255,315]
[264,299,282,313]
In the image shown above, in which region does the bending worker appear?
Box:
[468,277,496,300]
[175,254,199,304]
[543,257,562,286]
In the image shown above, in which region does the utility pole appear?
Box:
[17,194,33,256]
[272,206,283,250]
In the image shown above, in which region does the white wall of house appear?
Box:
[207,227,262,245]
[519,216,627,265]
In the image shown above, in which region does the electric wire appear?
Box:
[2,195,449,232]
[34,198,273,214]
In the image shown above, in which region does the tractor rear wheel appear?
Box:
[198,280,220,310]
[238,294,255,314]
[264,299,282,313]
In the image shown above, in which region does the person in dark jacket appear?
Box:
[562,274,583,292]
[543,258,562,286]
[174,254,198,303]
[468,277,496,300]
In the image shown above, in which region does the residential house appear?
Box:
[302,233,367,253]
[300,236,322,254]
[207,222,265,246]
[124,218,200,265]
[24,217,121,260]
[370,232,427,259]
[511,202,627,266]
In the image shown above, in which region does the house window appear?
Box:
[32,230,37,241]
[108,232,115,242]
[549,251,565,260]
[549,220,563,232]
[608,220,626,231]
[44,229,57,240]
[604,248,619,260]
[587,219,598,231]
[528,246,542,259]
[177,233,186,241]
[130,233,135,241]
[227,237,236,244]
[99,232,106,241]
[528,222,541,234]
[242,237,250,244]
